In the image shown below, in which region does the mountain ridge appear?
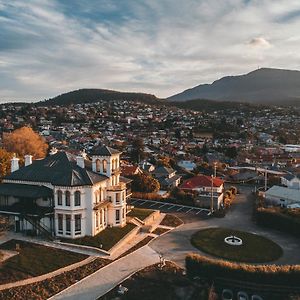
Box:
[168,68,300,105]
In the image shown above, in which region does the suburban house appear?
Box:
[121,165,143,177]
[265,185,300,207]
[281,174,300,190]
[180,175,224,209]
[0,146,130,239]
[151,166,181,190]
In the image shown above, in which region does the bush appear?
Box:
[186,254,300,286]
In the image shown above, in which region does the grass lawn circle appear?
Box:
[191,227,283,263]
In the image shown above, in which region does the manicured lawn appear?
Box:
[127,208,154,220]
[160,214,183,227]
[0,240,88,284]
[191,228,283,263]
[63,223,137,251]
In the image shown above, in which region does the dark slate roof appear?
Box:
[0,183,53,198]
[91,145,121,156]
[152,166,175,176]
[4,151,108,187]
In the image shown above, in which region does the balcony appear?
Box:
[107,182,126,191]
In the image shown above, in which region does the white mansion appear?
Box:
[0,146,131,239]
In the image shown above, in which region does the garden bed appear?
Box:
[160,214,183,227]
[0,258,109,300]
[62,223,136,251]
[99,261,208,300]
[191,228,282,263]
[0,240,88,285]
[152,227,170,235]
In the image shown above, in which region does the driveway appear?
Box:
[149,185,300,267]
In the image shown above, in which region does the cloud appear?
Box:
[1,0,300,101]
[248,37,272,48]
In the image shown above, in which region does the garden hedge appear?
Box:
[186,254,300,286]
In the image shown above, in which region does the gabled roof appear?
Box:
[266,185,300,202]
[121,165,142,176]
[152,166,175,175]
[91,145,121,156]
[180,175,224,190]
[4,151,108,187]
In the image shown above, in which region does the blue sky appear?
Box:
[1,0,300,102]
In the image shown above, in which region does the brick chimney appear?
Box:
[11,155,19,172]
[24,154,33,166]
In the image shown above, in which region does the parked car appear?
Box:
[238,291,249,300]
[222,289,233,300]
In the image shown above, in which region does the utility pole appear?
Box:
[214,162,217,178]
[210,174,214,214]
[264,170,268,191]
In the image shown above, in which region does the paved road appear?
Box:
[51,246,159,300]
[149,185,300,268]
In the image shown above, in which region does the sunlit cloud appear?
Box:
[0,0,300,101]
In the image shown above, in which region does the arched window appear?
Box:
[99,188,102,202]
[115,158,118,170]
[74,191,81,206]
[96,159,101,173]
[57,190,63,205]
[65,191,71,206]
[103,159,107,173]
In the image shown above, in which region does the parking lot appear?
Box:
[128,198,210,220]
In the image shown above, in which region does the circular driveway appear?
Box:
[149,185,300,267]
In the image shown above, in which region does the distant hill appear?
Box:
[39,88,161,106]
[168,68,300,105]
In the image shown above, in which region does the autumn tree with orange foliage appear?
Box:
[0,148,14,178]
[3,127,48,159]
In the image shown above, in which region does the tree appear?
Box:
[0,148,14,179]
[131,173,160,193]
[131,138,145,163]
[3,127,48,159]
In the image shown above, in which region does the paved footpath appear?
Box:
[51,245,160,300]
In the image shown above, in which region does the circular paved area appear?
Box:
[149,185,300,267]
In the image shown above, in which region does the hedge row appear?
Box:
[186,254,300,286]
[254,207,300,239]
